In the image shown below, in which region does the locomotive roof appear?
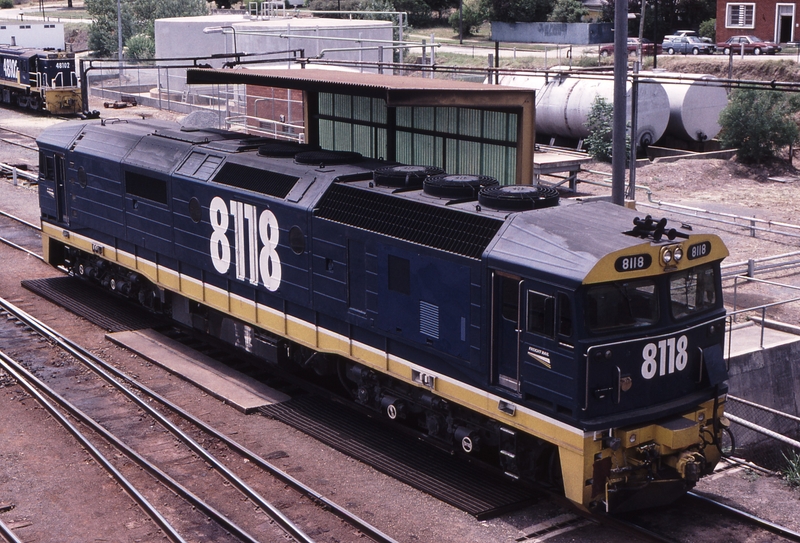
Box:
[486,200,667,285]
[37,120,714,286]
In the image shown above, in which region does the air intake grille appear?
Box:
[212,162,299,198]
[315,184,502,260]
[419,301,439,339]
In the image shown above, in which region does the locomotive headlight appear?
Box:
[662,250,673,265]
[673,247,683,262]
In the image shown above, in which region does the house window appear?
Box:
[726,3,755,28]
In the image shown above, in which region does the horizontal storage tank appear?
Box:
[498,73,670,148]
[640,71,728,142]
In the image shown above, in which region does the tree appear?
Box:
[547,0,587,22]
[486,0,555,23]
[449,0,487,35]
[87,0,208,57]
[719,89,800,164]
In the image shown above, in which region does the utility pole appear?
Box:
[611,0,628,206]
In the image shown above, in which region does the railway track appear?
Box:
[0,295,398,543]
[0,126,38,152]
[0,209,42,260]
[2,214,799,543]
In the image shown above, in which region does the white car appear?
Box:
[664,30,713,44]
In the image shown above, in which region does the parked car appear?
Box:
[664,30,714,44]
[662,36,716,55]
[718,35,782,55]
[599,38,662,57]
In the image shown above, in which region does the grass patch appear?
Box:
[783,450,800,488]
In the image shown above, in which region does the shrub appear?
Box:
[126,33,155,60]
[699,18,715,42]
[718,88,800,164]
[0,0,14,9]
[585,95,630,162]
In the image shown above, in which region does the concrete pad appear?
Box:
[106,328,290,413]
[726,321,800,358]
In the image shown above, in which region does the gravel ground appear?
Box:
[1,104,799,541]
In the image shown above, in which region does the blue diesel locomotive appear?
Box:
[0,46,81,115]
[37,117,730,513]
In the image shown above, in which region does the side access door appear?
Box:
[491,271,523,392]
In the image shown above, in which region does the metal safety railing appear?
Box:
[726,395,800,472]
[0,162,39,186]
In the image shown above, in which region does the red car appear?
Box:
[717,35,782,55]
[599,38,662,57]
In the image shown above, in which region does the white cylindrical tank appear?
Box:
[536,75,670,147]
[640,72,727,142]
[497,73,670,147]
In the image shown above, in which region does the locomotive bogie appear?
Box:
[37,119,731,512]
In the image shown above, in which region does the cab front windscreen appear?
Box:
[585,264,719,333]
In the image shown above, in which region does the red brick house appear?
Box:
[717,0,796,43]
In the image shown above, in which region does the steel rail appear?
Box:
[0,209,43,259]
[0,296,317,543]
[687,492,800,542]
[0,209,41,231]
[0,517,24,543]
[0,295,398,543]
[0,350,188,543]
[0,342,262,543]
[0,138,36,152]
[0,236,42,260]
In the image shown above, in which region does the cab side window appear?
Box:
[527,291,554,337]
[527,290,573,342]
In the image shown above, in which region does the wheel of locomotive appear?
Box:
[373,164,445,188]
[16,95,29,108]
[294,150,363,166]
[478,184,559,211]
[423,174,498,199]
[109,277,118,291]
[28,94,41,111]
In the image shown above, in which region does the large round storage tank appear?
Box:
[640,72,727,142]
[497,74,670,148]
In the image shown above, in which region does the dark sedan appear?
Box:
[599,38,661,57]
[718,35,782,55]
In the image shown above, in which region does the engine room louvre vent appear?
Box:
[419,301,439,339]
[211,162,300,199]
[314,184,502,260]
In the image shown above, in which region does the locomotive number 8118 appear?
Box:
[36,115,730,514]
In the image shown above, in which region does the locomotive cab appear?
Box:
[485,203,729,512]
